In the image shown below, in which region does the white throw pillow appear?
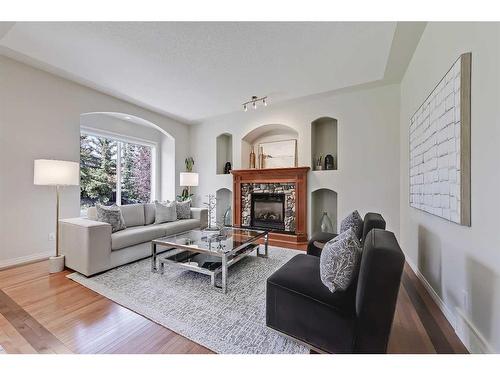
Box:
[154,201,177,224]
[319,228,362,293]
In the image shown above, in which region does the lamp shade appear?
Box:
[180,172,199,187]
[34,159,80,186]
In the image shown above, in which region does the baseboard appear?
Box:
[0,251,53,270]
[404,253,493,354]
[455,308,494,354]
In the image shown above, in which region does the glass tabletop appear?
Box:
[153,227,267,255]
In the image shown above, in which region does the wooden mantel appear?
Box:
[231,167,310,246]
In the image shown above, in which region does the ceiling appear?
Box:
[0,22,425,123]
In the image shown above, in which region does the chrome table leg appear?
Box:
[222,255,227,294]
[151,242,157,272]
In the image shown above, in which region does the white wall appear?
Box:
[400,22,500,353]
[189,83,401,238]
[0,55,190,268]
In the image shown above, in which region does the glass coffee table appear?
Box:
[151,227,268,293]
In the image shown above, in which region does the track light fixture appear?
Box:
[242,95,268,111]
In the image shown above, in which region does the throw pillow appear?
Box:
[176,199,191,220]
[340,210,363,240]
[154,201,177,224]
[95,204,126,233]
[320,228,362,293]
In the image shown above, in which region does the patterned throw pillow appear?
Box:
[340,210,363,240]
[95,204,126,233]
[154,201,177,224]
[320,228,362,293]
[176,200,191,220]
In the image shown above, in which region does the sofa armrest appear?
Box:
[59,218,112,276]
[190,207,208,229]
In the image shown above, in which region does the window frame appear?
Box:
[80,126,157,207]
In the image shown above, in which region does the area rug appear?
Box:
[67,246,309,354]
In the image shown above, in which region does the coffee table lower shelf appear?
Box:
[150,228,269,294]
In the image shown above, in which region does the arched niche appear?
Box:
[216,133,233,174]
[216,188,232,225]
[311,188,338,234]
[311,117,338,171]
[241,124,299,168]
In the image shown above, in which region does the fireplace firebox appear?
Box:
[250,193,285,231]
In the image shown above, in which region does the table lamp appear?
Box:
[179,172,199,201]
[34,159,80,273]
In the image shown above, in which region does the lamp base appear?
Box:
[49,255,65,273]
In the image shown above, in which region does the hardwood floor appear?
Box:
[0,256,467,354]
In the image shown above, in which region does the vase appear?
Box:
[249,147,256,169]
[320,212,334,233]
[223,206,232,226]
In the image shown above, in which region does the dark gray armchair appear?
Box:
[266,228,405,353]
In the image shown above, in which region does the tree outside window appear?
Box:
[80,133,153,214]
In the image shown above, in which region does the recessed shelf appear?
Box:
[216,188,232,226]
[311,117,338,171]
[311,188,338,235]
[241,124,298,168]
[216,133,233,175]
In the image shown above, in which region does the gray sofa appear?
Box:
[59,203,208,276]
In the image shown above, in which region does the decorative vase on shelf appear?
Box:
[320,212,334,233]
[258,146,264,169]
[249,147,256,169]
[325,154,334,170]
[223,206,232,226]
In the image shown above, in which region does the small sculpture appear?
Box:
[325,154,334,170]
[203,194,219,231]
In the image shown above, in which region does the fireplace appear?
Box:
[251,193,285,231]
[231,167,310,246]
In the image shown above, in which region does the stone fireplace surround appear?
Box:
[232,167,309,246]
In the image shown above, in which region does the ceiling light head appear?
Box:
[242,95,268,112]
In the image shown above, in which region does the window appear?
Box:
[80,131,154,214]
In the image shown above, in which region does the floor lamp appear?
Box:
[34,159,80,273]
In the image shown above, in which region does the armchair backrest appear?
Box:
[361,212,386,243]
[354,228,405,353]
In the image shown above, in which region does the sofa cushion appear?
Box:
[320,228,361,293]
[111,225,165,251]
[120,203,145,227]
[155,201,177,224]
[155,219,201,236]
[144,203,156,225]
[266,254,357,353]
[96,204,126,233]
[340,210,363,240]
[176,200,191,219]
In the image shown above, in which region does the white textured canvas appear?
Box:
[409,57,462,223]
